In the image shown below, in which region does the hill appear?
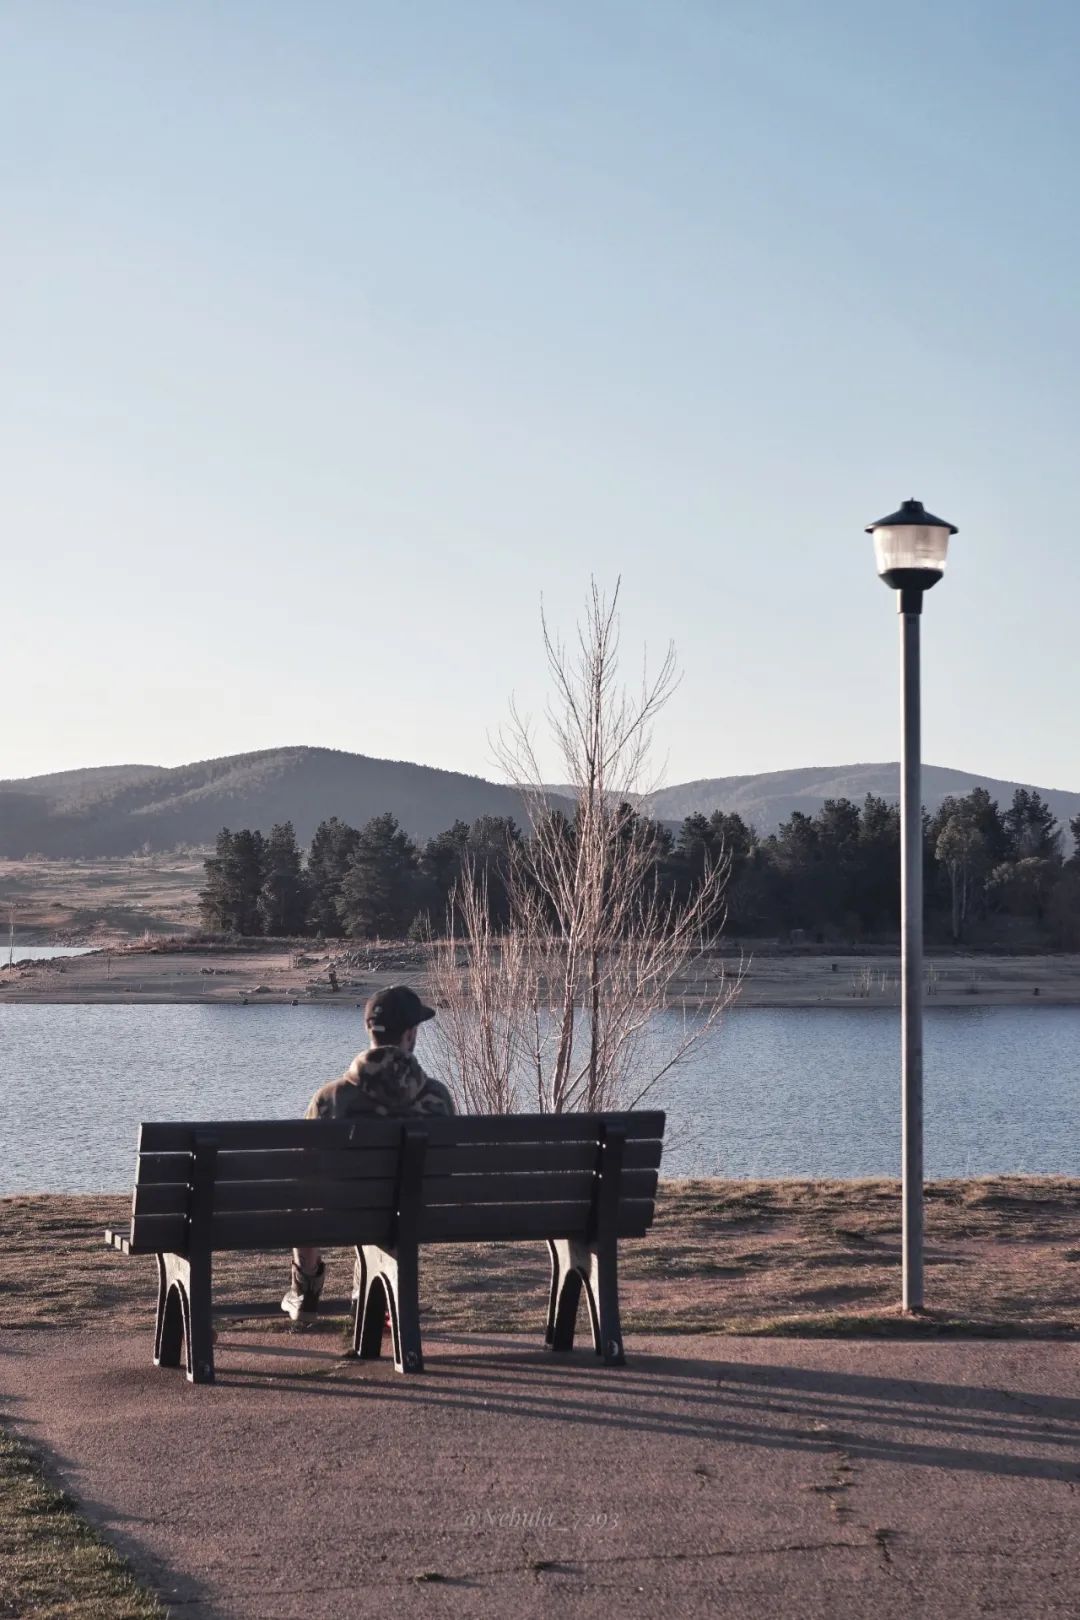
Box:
[2,750,1076,857]
[0,748,543,858]
[4,763,169,810]
[642,763,1080,837]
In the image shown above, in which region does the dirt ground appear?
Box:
[0,942,364,1005]
[4,1178,1078,1341]
[3,938,1078,1007]
[8,1329,1080,1620]
[5,1178,1079,1619]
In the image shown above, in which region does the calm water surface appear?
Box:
[2,1004,1077,1192]
[5,946,95,962]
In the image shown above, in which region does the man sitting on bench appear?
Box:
[281,984,456,1320]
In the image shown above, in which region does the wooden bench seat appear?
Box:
[105,1111,665,1383]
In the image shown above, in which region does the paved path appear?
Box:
[3,1329,1080,1619]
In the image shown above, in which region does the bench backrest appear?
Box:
[123,1112,666,1254]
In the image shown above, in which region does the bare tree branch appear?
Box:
[433,580,737,1114]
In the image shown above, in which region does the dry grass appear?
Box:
[3,1177,1079,1341]
[0,855,203,941]
[0,1424,165,1619]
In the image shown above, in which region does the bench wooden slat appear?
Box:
[216,1178,398,1215]
[417,1199,655,1242]
[126,1210,398,1251]
[211,1210,397,1249]
[126,1191,657,1252]
[137,1111,665,1153]
[425,1138,663,1174]
[134,1165,659,1219]
[134,1138,663,1187]
[421,1168,658,1206]
[133,1179,402,1218]
[124,1214,188,1253]
[135,1147,403,1186]
[138,1119,406,1152]
[133,1153,193,1185]
[417,1111,665,1145]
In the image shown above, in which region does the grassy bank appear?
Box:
[4,1177,1079,1339]
[0,1424,164,1620]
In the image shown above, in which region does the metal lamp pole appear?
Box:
[898,585,925,1310]
[866,499,958,1313]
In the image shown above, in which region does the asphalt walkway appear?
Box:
[3,1328,1079,1619]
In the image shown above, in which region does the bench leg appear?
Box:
[394,1240,423,1375]
[589,1236,626,1366]
[187,1251,214,1385]
[153,1253,215,1384]
[353,1247,390,1361]
[355,1245,424,1374]
[546,1239,625,1366]
[545,1239,559,1344]
[154,1253,185,1369]
[547,1239,581,1350]
[351,1247,369,1357]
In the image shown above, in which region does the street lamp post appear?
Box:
[866,498,958,1312]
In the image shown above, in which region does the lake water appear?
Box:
[2,1004,1077,1193]
[4,946,96,963]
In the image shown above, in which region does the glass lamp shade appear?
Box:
[865,499,957,592]
[872,523,951,579]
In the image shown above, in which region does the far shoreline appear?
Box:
[2,941,1077,1009]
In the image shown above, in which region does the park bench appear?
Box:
[105,1110,665,1384]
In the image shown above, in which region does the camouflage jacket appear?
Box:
[304,1046,456,1122]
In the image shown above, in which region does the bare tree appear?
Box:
[935,812,988,942]
[428,581,740,1114]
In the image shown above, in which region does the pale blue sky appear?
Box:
[2,2,1077,791]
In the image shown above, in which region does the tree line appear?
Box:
[198,788,1080,947]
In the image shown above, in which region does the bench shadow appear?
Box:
[214,1336,1080,1485]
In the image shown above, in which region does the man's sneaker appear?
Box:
[281,1261,325,1322]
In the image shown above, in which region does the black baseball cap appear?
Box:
[364,984,436,1041]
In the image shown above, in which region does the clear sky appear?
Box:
[2,1,1077,791]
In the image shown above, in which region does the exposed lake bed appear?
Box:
[2,940,1078,1008]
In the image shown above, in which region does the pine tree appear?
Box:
[198,827,266,934]
[965,786,1012,864]
[1004,788,1061,860]
[306,817,361,935]
[853,794,900,934]
[674,813,716,906]
[420,820,471,928]
[258,822,310,936]
[198,828,235,932]
[337,813,420,939]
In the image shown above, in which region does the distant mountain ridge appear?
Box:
[641,763,1080,837]
[0,747,544,858]
[0,749,1076,857]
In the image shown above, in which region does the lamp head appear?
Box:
[866,498,957,594]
